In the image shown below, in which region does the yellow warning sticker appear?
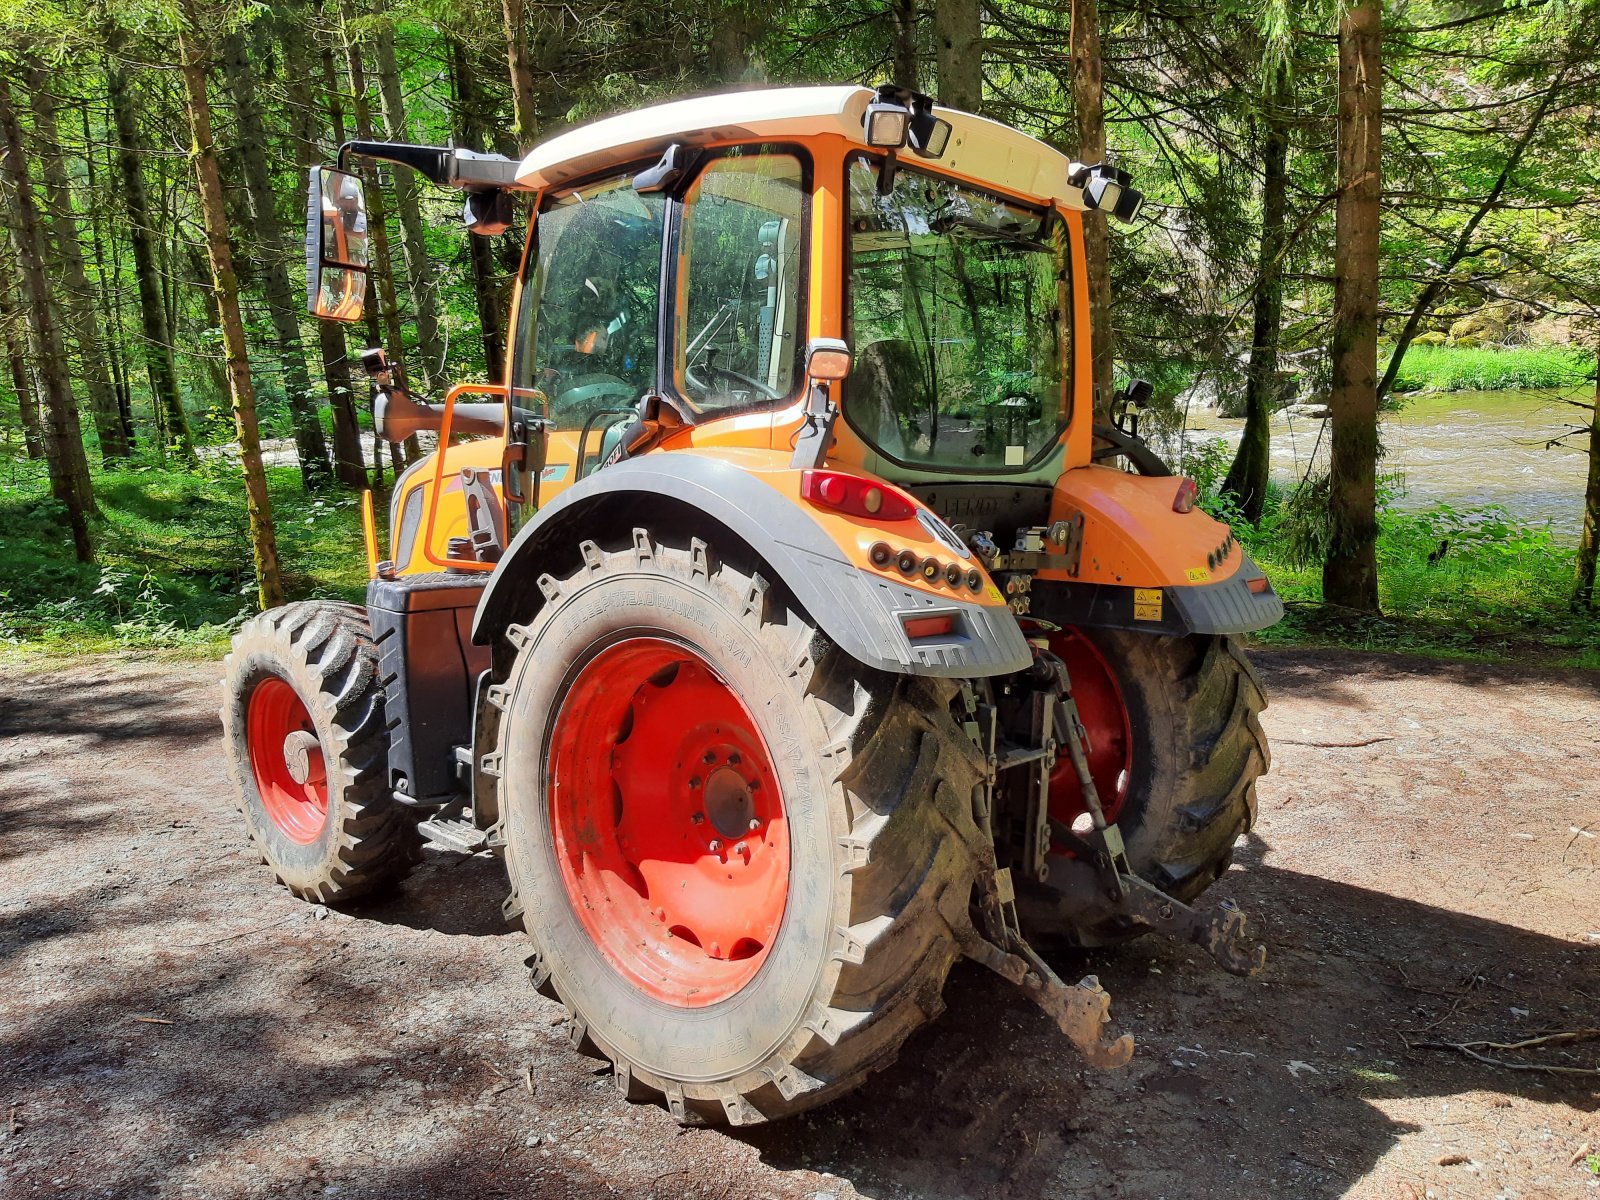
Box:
[985,584,1005,605]
[1186,567,1211,583]
[1134,588,1164,621]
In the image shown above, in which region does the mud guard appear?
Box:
[470,454,1033,679]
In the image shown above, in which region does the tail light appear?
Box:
[800,470,917,521]
[902,614,955,639]
[1172,477,1200,513]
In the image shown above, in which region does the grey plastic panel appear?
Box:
[472,452,1033,679]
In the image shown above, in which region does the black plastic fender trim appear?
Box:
[470,452,1034,679]
[1030,553,1285,637]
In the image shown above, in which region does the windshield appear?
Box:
[845,158,1070,473]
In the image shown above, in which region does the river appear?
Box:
[1179,387,1593,541]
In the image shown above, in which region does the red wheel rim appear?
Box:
[247,677,329,844]
[1045,629,1132,838]
[547,638,790,1008]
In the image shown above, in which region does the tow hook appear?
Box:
[959,918,1135,1069]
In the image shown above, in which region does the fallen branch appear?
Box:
[1276,736,1395,748]
[1408,1029,1600,1076]
[185,914,297,948]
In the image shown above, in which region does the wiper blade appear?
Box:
[928,213,1048,251]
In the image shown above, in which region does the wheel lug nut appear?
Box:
[688,776,701,789]
[735,841,748,856]
[691,812,705,824]
[726,752,741,766]
[747,818,761,831]
[702,750,717,765]
[708,839,722,852]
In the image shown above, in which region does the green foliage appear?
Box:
[1234,480,1600,668]
[1387,345,1596,394]
[0,459,368,657]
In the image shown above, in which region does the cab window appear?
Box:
[510,174,665,431]
[674,150,805,414]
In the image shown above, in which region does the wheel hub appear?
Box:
[547,638,790,1007]
[283,729,324,788]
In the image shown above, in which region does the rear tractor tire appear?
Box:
[221,601,420,904]
[1020,626,1271,946]
[494,531,987,1125]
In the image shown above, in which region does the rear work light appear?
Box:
[1172,477,1200,513]
[800,470,917,521]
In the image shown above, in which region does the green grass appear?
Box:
[1386,344,1595,394]
[0,458,369,658]
[1231,495,1600,669]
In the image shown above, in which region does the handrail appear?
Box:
[418,384,504,573]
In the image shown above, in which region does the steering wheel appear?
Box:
[553,374,637,417]
[686,360,783,403]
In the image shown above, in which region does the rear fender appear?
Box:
[1033,465,1284,636]
[471,449,1032,678]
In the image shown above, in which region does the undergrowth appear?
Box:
[1185,440,1599,669]
[0,455,368,657]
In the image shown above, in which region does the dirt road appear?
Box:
[2,648,1597,1199]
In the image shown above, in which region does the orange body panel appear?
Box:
[1044,465,1242,589]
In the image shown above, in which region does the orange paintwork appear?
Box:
[1043,466,1242,589]
[379,129,1247,607]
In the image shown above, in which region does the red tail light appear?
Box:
[1173,477,1200,513]
[902,614,955,639]
[799,470,917,521]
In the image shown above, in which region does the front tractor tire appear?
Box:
[221,601,420,904]
[1022,627,1271,945]
[495,531,985,1125]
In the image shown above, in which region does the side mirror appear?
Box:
[305,166,369,322]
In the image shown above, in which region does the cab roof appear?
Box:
[515,85,1081,208]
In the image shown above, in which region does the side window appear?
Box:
[676,152,805,414]
[510,176,665,432]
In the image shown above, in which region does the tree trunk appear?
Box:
[1573,341,1600,612]
[503,0,539,144]
[0,241,44,459]
[891,0,920,90]
[79,102,136,456]
[107,35,195,460]
[221,27,332,489]
[934,0,981,112]
[22,57,130,464]
[341,28,422,464]
[281,2,367,489]
[175,0,284,610]
[1222,62,1290,524]
[708,2,764,82]
[373,24,448,389]
[448,37,507,380]
[1323,0,1382,614]
[1070,0,1114,417]
[0,79,96,560]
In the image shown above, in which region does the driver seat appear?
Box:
[850,339,931,456]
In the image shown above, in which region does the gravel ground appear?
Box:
[1,647,1597,1199]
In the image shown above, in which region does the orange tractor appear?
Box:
[222,85,1280,1125]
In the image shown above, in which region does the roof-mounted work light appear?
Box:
[1069,162,1145,224]
[864,86,952,158]
[864,94,911,148]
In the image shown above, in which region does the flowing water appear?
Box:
[1181,387,1594,541]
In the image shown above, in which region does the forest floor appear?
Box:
[1,648,1597,1200]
